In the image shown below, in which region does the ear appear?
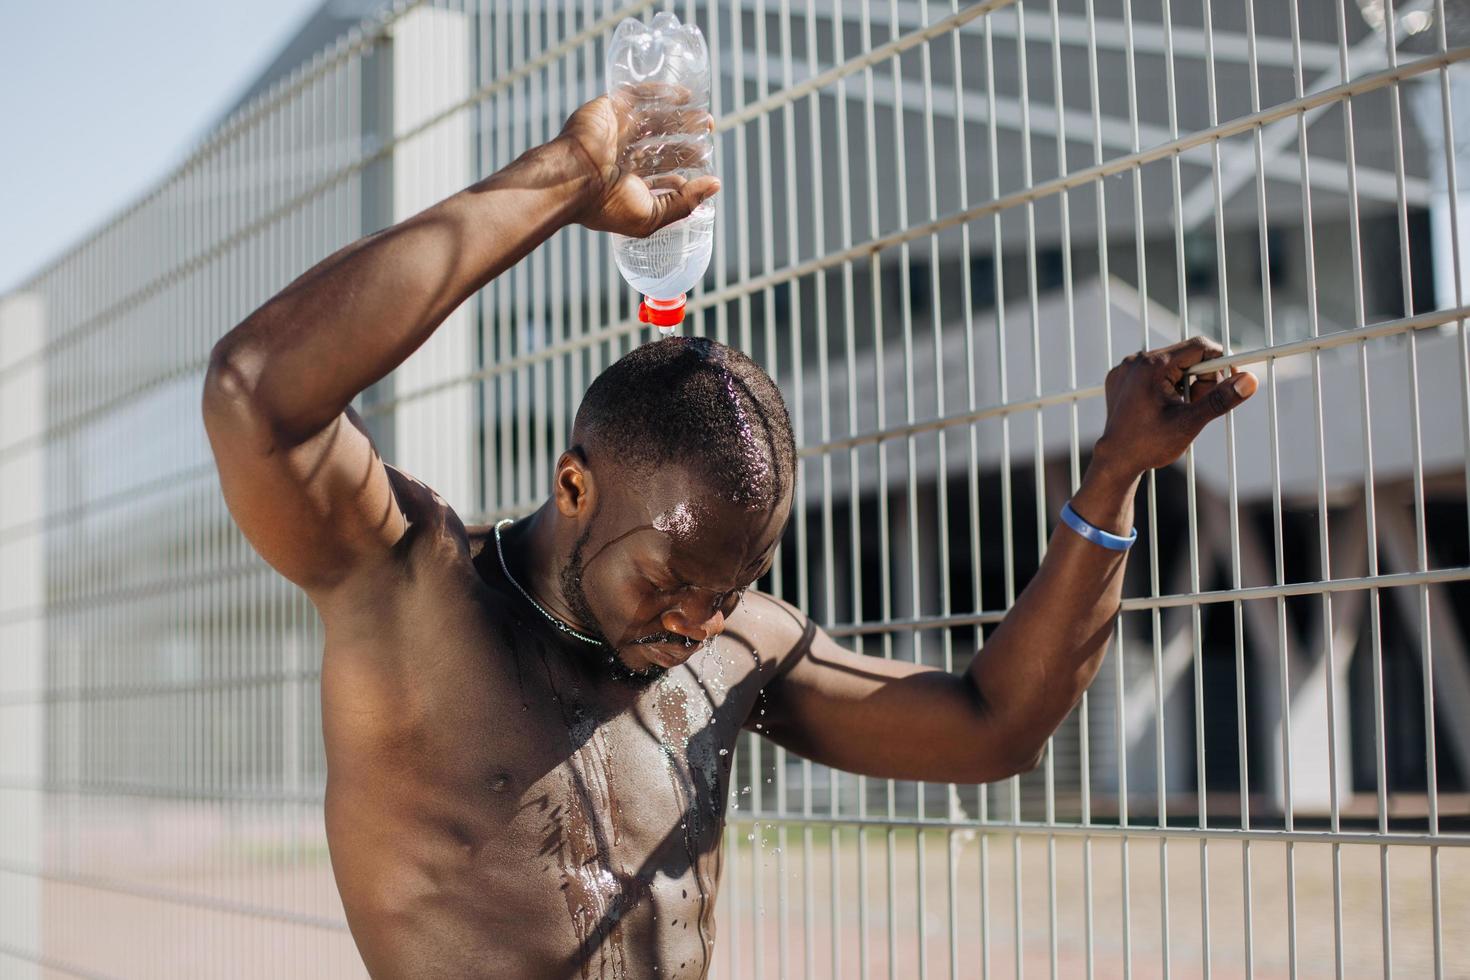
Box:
[553,446,593,518]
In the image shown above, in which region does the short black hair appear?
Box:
[573,336,796,509]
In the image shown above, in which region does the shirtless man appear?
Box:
[201,87,1257,978]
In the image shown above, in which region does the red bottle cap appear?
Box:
[639,294,686,328]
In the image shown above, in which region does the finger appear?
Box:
[624,80,693,105]
[1149,333,1221,374]
[625,137,713,174]
[1159,336,1225,388]
[1177,367,1258,431]
[634,107,712,140]
[649,175,721,230]
[1153,333,1225,362]
[607,88,638,116]
[650,106,713,134]
[1186,368,1224,404]
[642,173,688,194]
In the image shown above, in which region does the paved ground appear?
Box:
[22,805,1469,978]
[713,823,1470,980]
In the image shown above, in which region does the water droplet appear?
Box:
[718,748,728,756]
[747,833,755,841]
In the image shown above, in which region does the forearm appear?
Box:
[208,139,595,443]
[966,453,1142,765]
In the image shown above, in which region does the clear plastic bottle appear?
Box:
[605,12,715,337]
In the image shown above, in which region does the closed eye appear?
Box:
[648,579,746,610]
[646,576,679,595]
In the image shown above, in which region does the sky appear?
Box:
[0,0,328,295]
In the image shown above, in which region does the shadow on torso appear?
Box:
[316,465,785,979]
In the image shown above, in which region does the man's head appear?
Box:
[547,336,796,680]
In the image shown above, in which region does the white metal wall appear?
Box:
[0,0,1467,977]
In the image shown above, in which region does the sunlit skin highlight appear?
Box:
[496,437,791,679]
[202,80,1256,978]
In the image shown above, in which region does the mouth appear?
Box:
[633,639,699,668]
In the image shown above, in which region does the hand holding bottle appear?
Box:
[557,83,720,239]
[594,12,719,335]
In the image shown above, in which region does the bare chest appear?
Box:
[318,565,764,978]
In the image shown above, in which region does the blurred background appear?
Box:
[1,0,1468,976]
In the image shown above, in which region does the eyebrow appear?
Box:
[660,547,774,592]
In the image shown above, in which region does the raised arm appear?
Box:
[754,337,1258,785]
[201,92,718,603]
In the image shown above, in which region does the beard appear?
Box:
[558,522,605,643]
[559,523,668,687]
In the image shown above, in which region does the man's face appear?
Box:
[560,464,790,680]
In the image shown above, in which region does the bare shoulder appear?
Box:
[726,590,821,687]
[311,469,516,757]
[379,463,472,553]
[311,463,475,629]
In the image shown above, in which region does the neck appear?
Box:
[503,502,598,638]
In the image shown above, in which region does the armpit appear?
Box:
[383,465,469,546]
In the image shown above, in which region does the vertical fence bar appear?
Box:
[1013,7,1048,974]
[1430,0,1465,966]
[858,3,882,977]
[1283,0,1350,977]
[828,3,856,978]
[1331,0,1367,972]
[880,3,913,975]
[775,0,800,972]
[1382,6,1439,980]
[1080,2,1112,970]
[979,8,1005,978]
[946,4,984,976]
[1123,1,1150,975]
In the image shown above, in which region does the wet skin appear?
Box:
[201,118,1255,978]
[318,462,801,979]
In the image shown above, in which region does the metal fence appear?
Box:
[1,0,1467,976]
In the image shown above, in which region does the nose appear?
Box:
[662,603,726,643]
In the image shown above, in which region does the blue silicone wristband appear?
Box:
[1060,500,1137,551]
